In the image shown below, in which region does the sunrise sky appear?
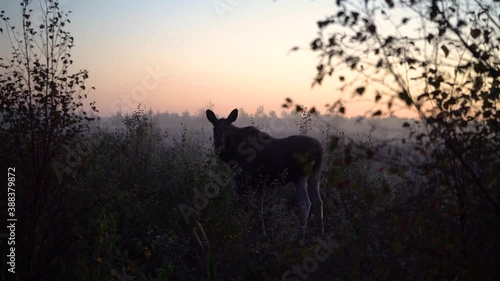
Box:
[0,0,390,117]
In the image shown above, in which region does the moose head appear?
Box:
[206,108,238,154]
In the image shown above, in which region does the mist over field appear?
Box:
[97,107,415,143]
[62,105,432,281]
[1,0,498,280]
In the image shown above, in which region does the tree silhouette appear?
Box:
[0,0,97,279]
[286,0,499,278]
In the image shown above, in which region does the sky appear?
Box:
[0,0,391,117]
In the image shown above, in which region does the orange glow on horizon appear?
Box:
[0,0,419,120]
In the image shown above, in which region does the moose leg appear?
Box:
[295,176,311,239]
[257,186,267,237]
[307,172,324,235]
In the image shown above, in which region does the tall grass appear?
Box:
[47,108,500,280]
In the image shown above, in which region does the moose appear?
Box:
[206,108,324,238]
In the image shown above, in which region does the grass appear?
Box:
[34,108,500,281]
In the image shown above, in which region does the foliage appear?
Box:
[284,0,500,279]
[7,97,497,280]
[54,108,439,280]
[1,0,498,280]
[0,0,97,279]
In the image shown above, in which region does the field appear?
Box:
[12,108,493,281]
[2,0,499,279]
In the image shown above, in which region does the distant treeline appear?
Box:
[94,107,415,142]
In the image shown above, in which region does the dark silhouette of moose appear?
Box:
[206,108,324,238]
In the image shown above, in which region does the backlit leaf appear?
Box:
[399,91,412,106]
[441,45,449,57]
[368,24,376,34]
[311,38,322,50]
[471,28,480,38]
[289,46,299,54]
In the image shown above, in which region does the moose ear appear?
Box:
[206,109,217,124]
[227,108,238,123]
